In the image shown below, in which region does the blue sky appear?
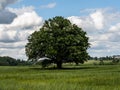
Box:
[0,0,120,59]
[11,0,120,19]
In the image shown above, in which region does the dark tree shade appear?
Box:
[25,16,90,69]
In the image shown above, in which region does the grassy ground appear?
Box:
[0,61,120,90]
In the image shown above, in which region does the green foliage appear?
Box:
[26,16,90,68]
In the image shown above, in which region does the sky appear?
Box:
[0,0,120,59]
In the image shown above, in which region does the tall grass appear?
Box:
[0,64,120,90]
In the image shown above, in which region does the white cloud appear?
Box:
[68,8,120,57]
[8,6,35,15]
[0,1,43,59]
[40,2,56,9]
[0,48,26,59]
[0,6,44,59]
[109,23,120,32]
[68,16,96,33]
[0,15,41,42]
[67,16,82,26]
[68,9,106,33]
[9,11,43,29]
[90,11,104,29]
[68,10,106,33]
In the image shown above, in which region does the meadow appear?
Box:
[0,60,120,90]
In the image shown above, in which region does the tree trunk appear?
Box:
[56,60,62,69]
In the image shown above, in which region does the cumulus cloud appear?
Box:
[68,8,120,57]
[0,29,18,42]
[0,1,43,59]
[68,16,96,33]
[109,23,120,32]
[0,6,43,42]
[90,11,104,29]
[68,9,106,32]
[40,2,56,9]
[0,5,43,59]
[9,11,43,29]
[108,23,120,42]
[0,48,26,59]
[8,6,35,15]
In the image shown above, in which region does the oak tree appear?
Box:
[25,16,90,69]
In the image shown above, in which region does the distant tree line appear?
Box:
[90,55,120,65]
[89,56,114,60]
[0,56,31,66]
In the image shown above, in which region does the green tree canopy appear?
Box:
[25,16,90,69]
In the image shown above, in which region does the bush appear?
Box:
[99,60,104,65]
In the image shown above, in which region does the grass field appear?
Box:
[0,60,120,90]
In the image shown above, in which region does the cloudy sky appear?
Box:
[0,0,120,59]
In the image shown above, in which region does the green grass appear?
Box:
[0,62,120,90]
